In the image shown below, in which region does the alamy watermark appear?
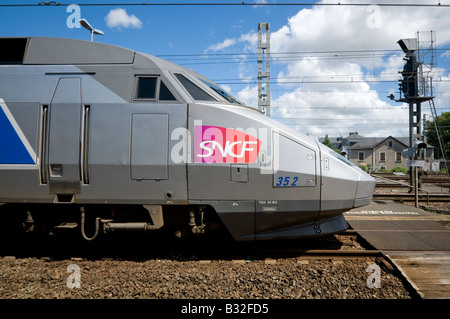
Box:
[366,264,381,289]
[66,4,81,29]
[366,4,382,29]
[66,264,81,289]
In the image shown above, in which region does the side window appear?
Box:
[174,73,216,101]
[137,77,157,99]
[135,76,177,101]
[159,81,176,101]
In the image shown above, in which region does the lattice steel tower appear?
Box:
[258,22,270,116]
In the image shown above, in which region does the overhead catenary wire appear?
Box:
[159,49,450,115]
[3,2,449,79]
[210,78,450,86]
[2,1,448,133]
[2,2,450,7]
[4,2,449,86]
[155,48,449,83]
[158,48,450,61]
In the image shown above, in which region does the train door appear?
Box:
[45,77,82,201]
[130,113,168,181]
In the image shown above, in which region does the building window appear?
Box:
[380,152,386,162]
[358,152,365,161]
[388,140,394,148]
[396,152,402,162]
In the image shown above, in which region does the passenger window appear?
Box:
[175,73,216,101]
[137,77,157,99]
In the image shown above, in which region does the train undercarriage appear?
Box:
[0,203,226,241]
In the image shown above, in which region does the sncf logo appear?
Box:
[194,126,261,163]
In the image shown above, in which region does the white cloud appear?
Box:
[433,67,450,110]
[239,32,258,52]
[206,38,237,52]
[206,31,257,52]
[202,0,450,138]
[253,0,268,9]
[237,85,259,107]
[273,0,450,53]
[378,54,404,81]
[223,0,450,138]
[105,8,142,29]
[271,84,409,138]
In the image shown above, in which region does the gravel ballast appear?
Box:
[0,255,411,299]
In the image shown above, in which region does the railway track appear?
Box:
[220,233,383,261]
[372,172,450,204]
[0,228,415,300]
[373,193,450,202]
[0,229,379,260]
[373,173,450,186]
[371,173,450,183]
[291,249,382,259]
[375,182,449,189]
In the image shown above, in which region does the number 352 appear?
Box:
[275,176,298,187]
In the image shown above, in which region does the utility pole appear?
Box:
[258,22,270,116]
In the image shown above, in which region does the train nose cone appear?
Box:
[354,171,376,208]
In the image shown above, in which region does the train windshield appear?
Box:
[199,79,243,105]
[330,150,356,167]
[175,73,217,102]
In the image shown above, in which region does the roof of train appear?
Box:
[1,37,186,71]
[0,37,322,153]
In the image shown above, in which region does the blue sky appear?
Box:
[1,0,450,140]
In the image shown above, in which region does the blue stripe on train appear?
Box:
[0,106,35,164]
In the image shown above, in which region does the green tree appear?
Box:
[426,112,450,160]
[322,134,341,153]
[322,134,333,149]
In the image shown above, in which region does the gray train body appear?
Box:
[0,37,375,241]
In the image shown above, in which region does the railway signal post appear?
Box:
[395,38,434,206]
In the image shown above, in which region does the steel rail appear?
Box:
[373,193,450,202]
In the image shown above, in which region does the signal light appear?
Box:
[413,139,427,149]
[397,38,417,53]
[398,54,417,98]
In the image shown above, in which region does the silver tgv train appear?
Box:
[0,37,375,241]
